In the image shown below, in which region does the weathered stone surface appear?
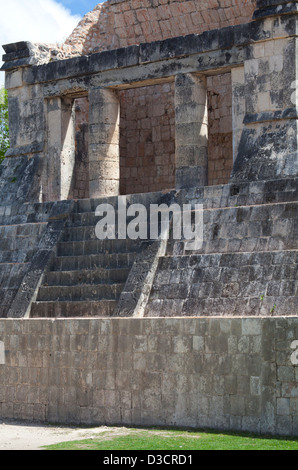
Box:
[145,250,298,317]
[0,317,297,435]
[0,0,297,437]
[2,6,298,197]
[0,177,296,319]
[6,201,74,319]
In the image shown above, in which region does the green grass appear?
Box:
[43,427,298,451]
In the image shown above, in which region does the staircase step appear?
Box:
[67,210,136,228]
[36,283,125,302]
[67,211,111,228]
[30,300,117,318]
[167,236,297,256]
[43,268,130,286]
[66,212,99,227]
[62,225,150,242]
[73,193,161,215]
[62,226,98,242]
[74,196,120,214]
[50,252,136,271]
[57,239,142,257]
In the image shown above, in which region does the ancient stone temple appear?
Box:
[0,0,297,435]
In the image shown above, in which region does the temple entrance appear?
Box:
[44,73,234,202]
[207,72,233,186]
[119,82,176,195]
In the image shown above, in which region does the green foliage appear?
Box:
[0,87,10,163]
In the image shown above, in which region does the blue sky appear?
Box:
[58,0,102,17]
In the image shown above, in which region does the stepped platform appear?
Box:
[23,177,298,318]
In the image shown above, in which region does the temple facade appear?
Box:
[0,0,297,435]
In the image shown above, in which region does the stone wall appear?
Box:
[146,251,298,317]
[64,0,257,57]
[119,83,175,195]
[0,317,297,436]
[231,34,298,182]
[119,75,234,194]
[143,176,298,318]
[3,5,298,196]
[207,73,233,186]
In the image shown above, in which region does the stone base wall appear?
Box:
[0,317,298,436]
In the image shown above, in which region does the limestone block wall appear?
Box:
[207,73,233,186]
[0,155,42,206]
[119,75,234,194]
[64,0,257,57]
[146,251,298,317]
[3,2,298,197]
[6,79,44,152]
[231,33,298,182]
[119,83,176,195]
[143,177,298,318]
[0,317,297,436]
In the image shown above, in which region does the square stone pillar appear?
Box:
[231,67,246,163]
[174,73,208,189]
[45,97,75,201]
[231,2,298,182]
[88,87,120,198]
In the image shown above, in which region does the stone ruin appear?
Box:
[0,0,297,435]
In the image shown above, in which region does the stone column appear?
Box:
[231,67,246,163]
[174,73,208,189]
[45,97,75,201]
[231,0,298,182]
[88,87,120,198]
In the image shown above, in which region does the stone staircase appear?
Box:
[28,178,298,318]
[30,199,143,318]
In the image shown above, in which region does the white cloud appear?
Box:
[0,0,81,86]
